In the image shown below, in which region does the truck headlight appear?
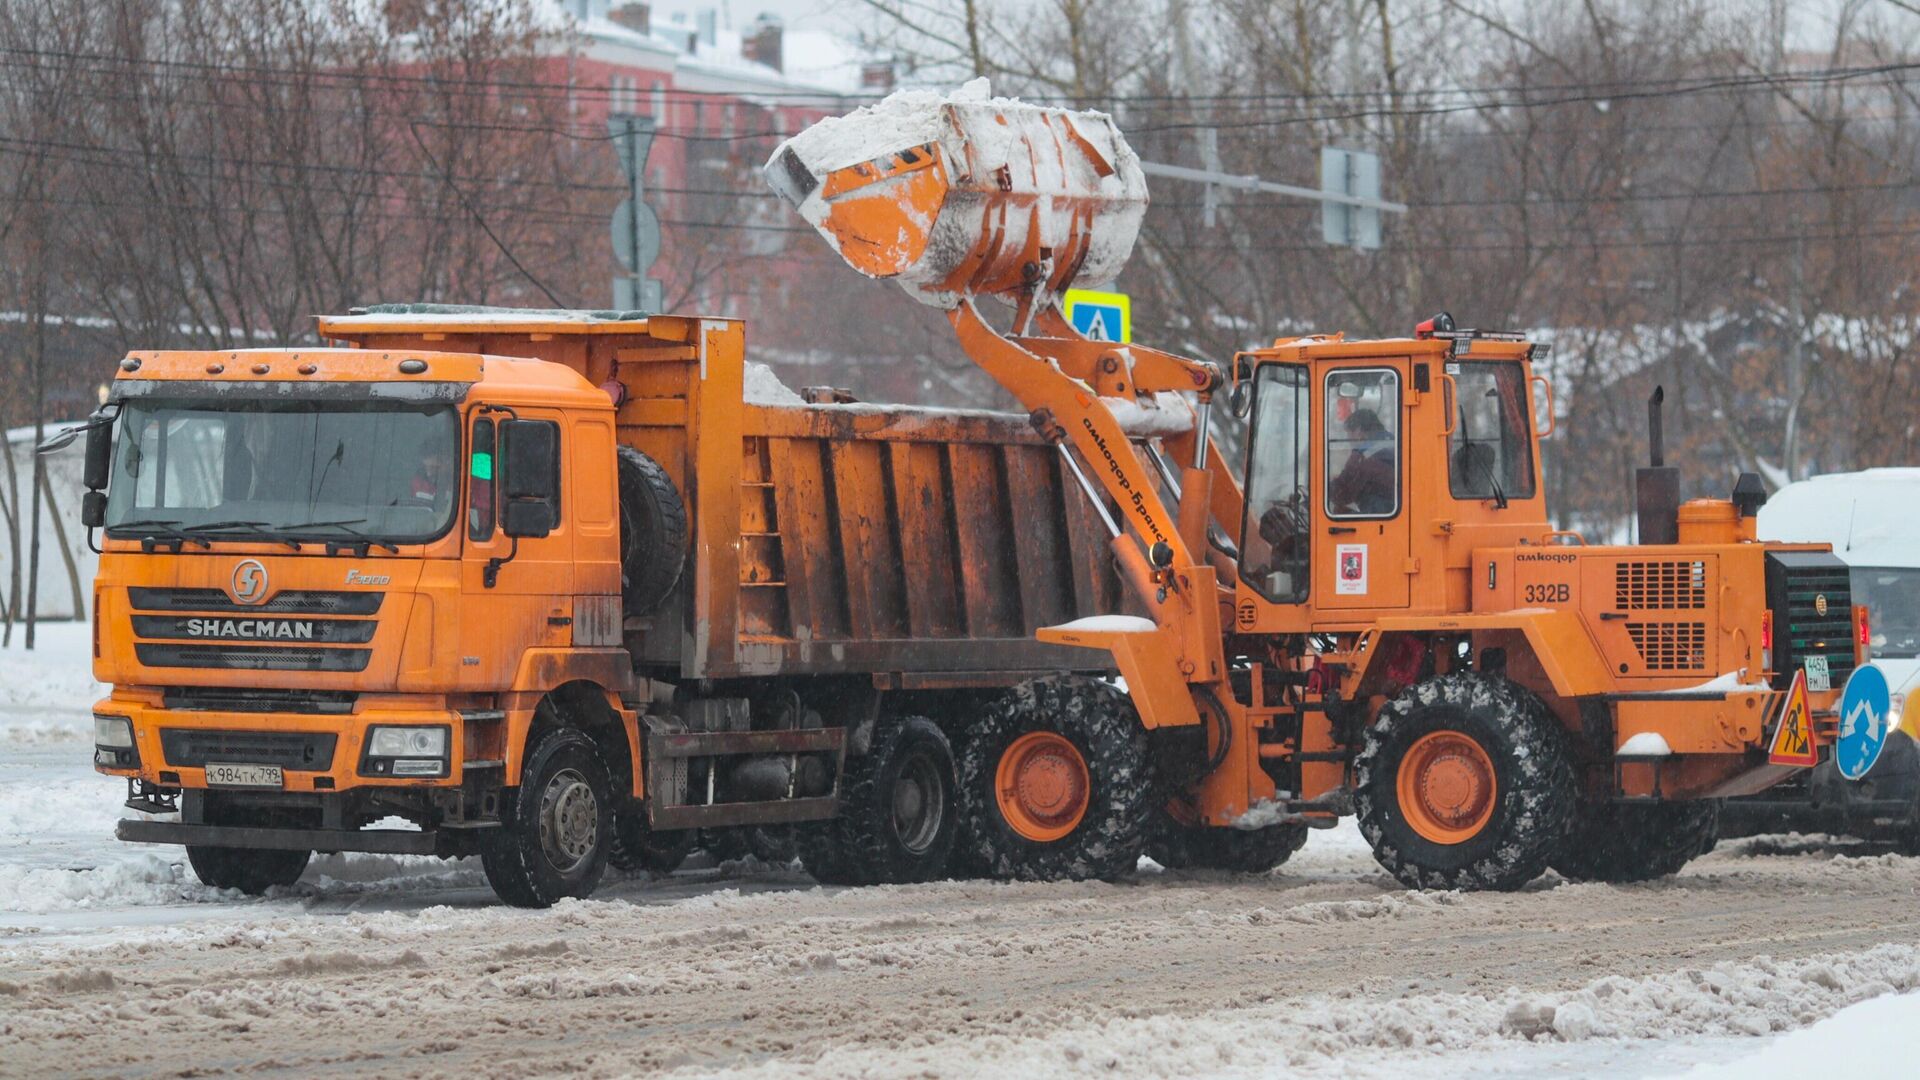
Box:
[362,725,450,778]
[368,726,447,757]
[94,714,138,769]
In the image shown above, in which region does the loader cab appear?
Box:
[1234,329,1551,628]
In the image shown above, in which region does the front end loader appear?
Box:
[767,86,1866,888]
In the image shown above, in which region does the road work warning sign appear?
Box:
[1064,288,1131,342]
[1767,669,1816,767]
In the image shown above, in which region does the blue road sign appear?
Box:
[1837,662,1892,780]
[1063,288,1131,343]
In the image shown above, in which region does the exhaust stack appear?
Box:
[1636,386,1680,545]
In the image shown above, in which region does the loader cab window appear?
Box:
[1240,363,1311,603]
[1325,369,1400,519]
[1447,361,1536,502]
[468,417,495,541]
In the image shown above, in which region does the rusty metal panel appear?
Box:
[891,441,964,639]
[828,439,909,641]
[948,443,1024,639]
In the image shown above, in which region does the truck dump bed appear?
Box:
[318,307,1121,685]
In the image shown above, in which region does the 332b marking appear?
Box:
[1523,583,1570,604]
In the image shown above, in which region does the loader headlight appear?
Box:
[94,714,138,769]
[361,725,450,778]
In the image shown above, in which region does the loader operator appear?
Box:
[1328,408,1395,515]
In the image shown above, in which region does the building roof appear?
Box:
[559,4,875,97]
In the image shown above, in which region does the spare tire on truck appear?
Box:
[617,446,687,614]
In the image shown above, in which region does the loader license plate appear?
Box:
[1804,655,1831,692]
[204,763,283,789]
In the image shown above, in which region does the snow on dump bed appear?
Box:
[742,362,806,406]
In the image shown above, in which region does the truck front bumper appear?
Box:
[92,698,497,794]
[116,818,442,855]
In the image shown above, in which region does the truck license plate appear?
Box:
[204,763,283,789]
[1804,655,1831,692]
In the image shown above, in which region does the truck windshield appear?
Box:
[103,400,459,544]
[1852,567,1920,659]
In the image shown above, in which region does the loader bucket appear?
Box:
[765,83,1148,309]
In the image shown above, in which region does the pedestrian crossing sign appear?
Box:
[1767,669,1816,767]
[1063,288,1131,343]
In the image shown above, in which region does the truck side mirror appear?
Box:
[81,490,107,529]
[83,414,113,491]
[502,499,553,539]
[501,420,558,501]
[1228,381,1252,419]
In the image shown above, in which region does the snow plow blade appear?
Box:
[764,83,1148,307]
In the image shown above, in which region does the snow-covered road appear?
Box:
[3,624,1918,1078]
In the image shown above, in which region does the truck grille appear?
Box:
[1765,551,1856,690]
[127,588,383,615]
[162,687,358,714]
[127,588,381,673]
[1615,560,1708,610]
[160,729,338,770]
[135,644,372,672]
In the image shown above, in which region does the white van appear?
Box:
[1722,469,1920,846]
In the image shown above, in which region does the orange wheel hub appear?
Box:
[995,731,1090,842]
[1396,731,1498,845]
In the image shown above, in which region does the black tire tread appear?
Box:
[1148,813,1309,873]
[804,715,957,886]
[608,809,696,874]
[1354,671,1576,891]
[186,845,310,895]
[617,446,688,615]
[481,727,614,908]
[1553,800,1720,882]
[958,676,1152,882]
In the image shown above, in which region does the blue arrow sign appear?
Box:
[1837,663,1892,780]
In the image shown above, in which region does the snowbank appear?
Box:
[687,944,1920,1079]
[1672,990,1920,1078]
[0,622,101,742]
[743,361,807,406]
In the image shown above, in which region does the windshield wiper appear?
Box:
[1457,405,1509,510]
[110,519,210,550]
[186,520,302,550]
[282,518,400,554]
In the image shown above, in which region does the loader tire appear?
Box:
[608,809,696,874]
[796,822,861,884]
[482,727,614,908]
[959,677,1152,882]
[1355,672,1575,891]
[617,446,687,615]
[186,845,310,895]
[1552,800,1720,883]
[1148,806,1309,873]
[803,716,957,886]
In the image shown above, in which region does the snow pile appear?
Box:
[767,79,1147,307]
[0,854,222,915]
[0,623,102,740]
[1671,990,1920,1078]
[1102,391,1196,436]
[685,945,1920,1079]
[1048,615,1157,633]
[742,361,806,406]
[1618,732,1675,757]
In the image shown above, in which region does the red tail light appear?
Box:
[1857,603,1872,659]
[1761,609,1773,650]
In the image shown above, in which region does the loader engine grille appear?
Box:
[1615,560,1708,610]
[1764,551,1856,690]
[160,729,338,770]
[1626,621,1708,671]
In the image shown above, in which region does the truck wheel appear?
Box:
[797,822,860,884]
[482,727,614,907]
[808,716,957,885]
[608,809,696,874]
[1355,672,1575,891]
[1552,800,1719,882]
[186,845,310,895]
[617,446,687,614]
[1147,802,1309,873]
[958,677,1152,882]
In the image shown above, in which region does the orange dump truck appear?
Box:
[80,308,1123,904]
